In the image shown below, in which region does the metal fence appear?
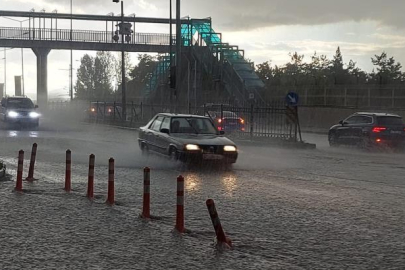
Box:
[267,85,405,108]
[81,101,301,142]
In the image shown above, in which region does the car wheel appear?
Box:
[328,132,339,147]
[169,147,178,161]
[358,136,371,150]
[141,143,149,156]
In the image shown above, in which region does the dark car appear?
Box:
[0,97,40,127]
[206,111,245,132]
[138,113,238,164]
[328,112,405,148]
[87,102,123,120]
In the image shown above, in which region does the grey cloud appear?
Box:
[6,0,405,31]
[145,0,405,31]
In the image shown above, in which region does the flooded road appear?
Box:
[1,118,405,269]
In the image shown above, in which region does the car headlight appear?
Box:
[29,112,40,118]
[224,145,237,152]
[185,144,200,151]
[7,111,19,118]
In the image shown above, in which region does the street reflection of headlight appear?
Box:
[185,144,200,151]
[224,145,237,152]
[29,112,40,118]
[8,111,19,118]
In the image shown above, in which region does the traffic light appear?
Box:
[169,66,176,89]
[112,0,119,3]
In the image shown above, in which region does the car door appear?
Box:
[142,115,159,150]
[153,117,171,154]
[351,115,374,143]
[335,115,363,144]
[149,116,164,152]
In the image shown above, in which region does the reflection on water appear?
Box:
[221,174,238,196]
[7,131,38,138]
[185,173,201,192]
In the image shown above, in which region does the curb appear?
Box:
[233,138,317,149]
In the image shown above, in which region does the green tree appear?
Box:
[93,52,114,100]
[371,52,403,84]
[126,54,158,99]
[115,52,133,87]
[75,52,117,100]
[75,54,95,100]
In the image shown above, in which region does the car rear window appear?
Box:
[377,116,403,126]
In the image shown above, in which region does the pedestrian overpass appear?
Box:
[0,10,264,107]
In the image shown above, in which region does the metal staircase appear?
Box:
[143,18,265,104]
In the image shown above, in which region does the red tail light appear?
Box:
[372,127,387,133]
[218,126,223,131]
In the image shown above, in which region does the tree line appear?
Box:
[75,48,404,101]
[256,47,404,88]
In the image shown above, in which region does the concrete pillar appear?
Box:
[32,48,51,108]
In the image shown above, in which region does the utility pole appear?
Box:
[175,0,181,112]
[4,49,6,96]
[112,0,128,122]
[169,0,174,104]
[70,0,73,100]
[20,22,25,96]
[120,1,127,122]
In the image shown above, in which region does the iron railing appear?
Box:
[0,27,172,45]
[74,101,301,142]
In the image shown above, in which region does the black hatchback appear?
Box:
[328,112,405,148]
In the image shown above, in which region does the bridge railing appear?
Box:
[0,27,172,45]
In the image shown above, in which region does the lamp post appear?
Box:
[112,0,127,122]
[3,49,6,96]
[70,0,73,101]
[2,17,29,95]
[175,0,181,112]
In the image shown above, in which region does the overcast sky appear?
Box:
[1,0,405,100]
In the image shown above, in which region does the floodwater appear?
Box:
[1,116,405,269]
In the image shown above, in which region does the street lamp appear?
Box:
[2,17,29,96]
[2,49,6,97]
[70,0,73,101]
[112,0,127,122]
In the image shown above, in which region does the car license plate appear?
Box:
[203,154,223,160]
[391,131,402,134]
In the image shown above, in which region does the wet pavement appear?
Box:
[1,117,405,269]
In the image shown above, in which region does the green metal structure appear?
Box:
[144,18,265,104]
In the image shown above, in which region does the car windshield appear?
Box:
[377,116,404,126]
[171,117,217,134]
[7,98,34,109]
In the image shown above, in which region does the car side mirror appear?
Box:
[160,128,170,134]
[219,130,225,135]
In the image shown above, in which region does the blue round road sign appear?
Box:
[285,92,299,106]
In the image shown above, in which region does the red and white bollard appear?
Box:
[26,143,37,181]
[206,199,232,248]
[141,167,151,218]
[64,150,71,192]
[106,158,115,205]
[87,154,95,199]
[175,175,185,233]
[15,150,24,192]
